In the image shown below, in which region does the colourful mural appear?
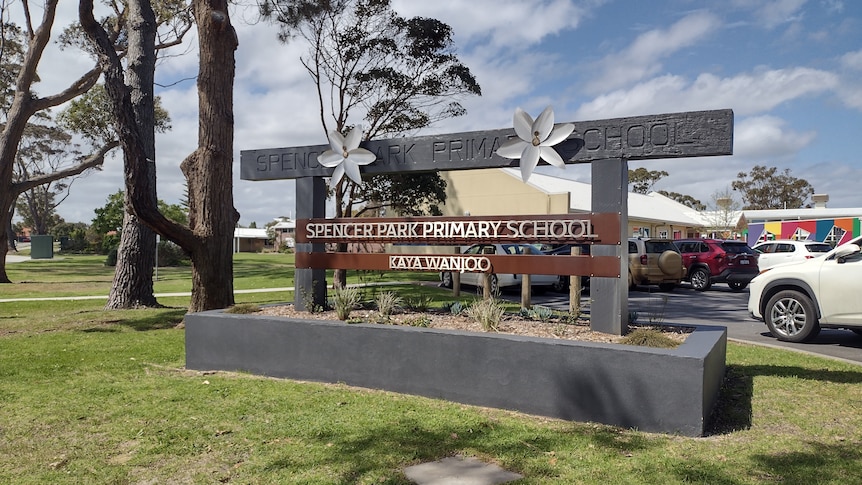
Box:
[746,218,862,247]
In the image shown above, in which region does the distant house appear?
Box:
[270,218,296,250]
[233,228,270,253]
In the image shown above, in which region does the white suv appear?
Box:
[748,236,862,342]
[752,239,832,271]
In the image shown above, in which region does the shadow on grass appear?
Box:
[751,441,862,483]
[118,307,187,331]
[706,365,753,436]
[706,362,862,437]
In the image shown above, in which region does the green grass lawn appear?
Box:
[2,253,862,483]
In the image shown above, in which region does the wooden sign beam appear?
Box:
[241,109,732,181]
[295,213,621,246]
[295,252,621,278]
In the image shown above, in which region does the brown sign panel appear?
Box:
[295,213,621,246]
[241,109,733,181]
[295,252,621,278]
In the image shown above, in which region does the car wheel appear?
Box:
[690,268,712,291]
[657,250,682,275]
[489,274,499,295]
[553,276,569,292]
[658,283,676,291]
[440,272,453,289]
[765,290,821,343]
[728,281,748,291]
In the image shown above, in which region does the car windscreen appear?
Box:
[645,241,678,253]
[721,242,755,254]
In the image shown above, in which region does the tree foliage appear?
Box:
[703,187,743,238]
[731,165,815,210]
[57,83,172,146]
[261,0,480,219]
[261,0,480,288]
[0,0,115,283]
[657,190,705,211]
[92,190,188,239]
[628,167,668,194]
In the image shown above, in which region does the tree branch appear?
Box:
[12,140,119,194]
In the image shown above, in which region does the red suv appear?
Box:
[673,239,759,291]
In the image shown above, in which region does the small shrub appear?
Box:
[225,303,261,314]
[620,327,680,348]
[465,298,505,332]
[375,291,402,317]
[520,305,554,322]
[300,282,324,313]
[158,240,190,267]
[446,301,465,315]
[403,315,430,327]
[646,294,669,324]
[404,294,433,312]
[104,248,118,266]
[331,286,362,321]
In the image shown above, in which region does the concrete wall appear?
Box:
[186,311,726,436]
[441,168,570,217]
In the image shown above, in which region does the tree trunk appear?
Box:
[80,0,238,312]
[106,213,158,308]
[105,0,159,309]
[0,192,13,282]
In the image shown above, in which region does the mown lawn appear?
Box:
[1,253,862,483]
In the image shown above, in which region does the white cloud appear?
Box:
[586,11,721,93]
[841,49,862,70]
[754,0,808,29]
[391,0,595,50]
[575,67,839,119]
[733,115,816,159]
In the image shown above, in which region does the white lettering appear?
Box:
[387,255,492,272]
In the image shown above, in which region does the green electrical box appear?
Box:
[30,235,54,259]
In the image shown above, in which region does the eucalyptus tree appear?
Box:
[732,164,815,210]
[260,0,481,287]
[81,0,240,312]
[0,0,113,284]
[60,0,190,308]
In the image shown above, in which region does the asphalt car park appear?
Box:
[504,282,862,365]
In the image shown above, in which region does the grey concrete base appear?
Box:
[185,310,726,436]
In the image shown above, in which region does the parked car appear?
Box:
[748,236,862,342]
[752,239,833,271]
[673,238,759,291]
[627,238,685,291]
[439,243,557,294]
[542,244,591,292]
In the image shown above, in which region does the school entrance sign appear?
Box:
[241,109,733,335]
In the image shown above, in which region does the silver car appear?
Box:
[439,243,557,293]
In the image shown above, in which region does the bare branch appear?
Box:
[12,140,119,194]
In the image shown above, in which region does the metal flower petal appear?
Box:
[496,106,572,182]
[317,126,376,187]
[520,145,541,182]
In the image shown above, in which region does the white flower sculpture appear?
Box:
[496,106,575,182]
[317,127,376,187]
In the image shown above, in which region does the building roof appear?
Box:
[500,169,706,227]
[271,219,296,230]
[234,228,269,239]
[743,207,862,222]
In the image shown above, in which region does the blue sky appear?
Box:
[34,0,862,225]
